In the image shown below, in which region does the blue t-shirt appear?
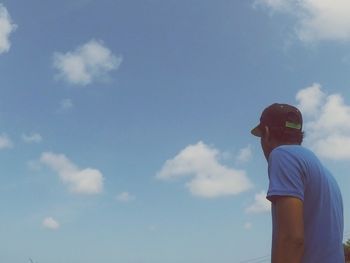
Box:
[267,145,344,263]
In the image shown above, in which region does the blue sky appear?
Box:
[0,0,350,262]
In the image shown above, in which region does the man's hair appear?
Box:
[265,126,304,145]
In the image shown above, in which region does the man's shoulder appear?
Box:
[271,145,313,157]
[269,145,318,166]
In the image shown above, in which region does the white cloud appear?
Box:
[42,217,60,230]
[27,160,42,171]
[245,191,271,214]
[40,152,104,194]
[296,84,350,160]
[0,4,17,54]
[296,83,325,116]
[0,133,13,149]
[312,134,350,159]
[244,222,252,230]
[254,0,292,12]
[60,98,73,111]
[116,192,135,202]
[255,0,350,43]
[236,145,253,163]
[53,39,122,86]
[22,133,43,143]
[148,225,157,232]
[157,141,253,198]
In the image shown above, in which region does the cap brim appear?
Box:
[251,124,262,137]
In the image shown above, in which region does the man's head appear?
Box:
[251,103,304,160]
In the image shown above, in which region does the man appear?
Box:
[251,103,344,263]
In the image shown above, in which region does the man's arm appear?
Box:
[271,196,304,263]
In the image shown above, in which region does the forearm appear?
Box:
[270,197,305,263]
[272,236,304,263]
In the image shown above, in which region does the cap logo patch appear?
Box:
[285,121,301,129]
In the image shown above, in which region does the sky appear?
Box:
[0,0,350,262]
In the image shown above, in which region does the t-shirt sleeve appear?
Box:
[266,148,305,202]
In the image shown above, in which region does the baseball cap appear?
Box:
[251,103,303,137]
